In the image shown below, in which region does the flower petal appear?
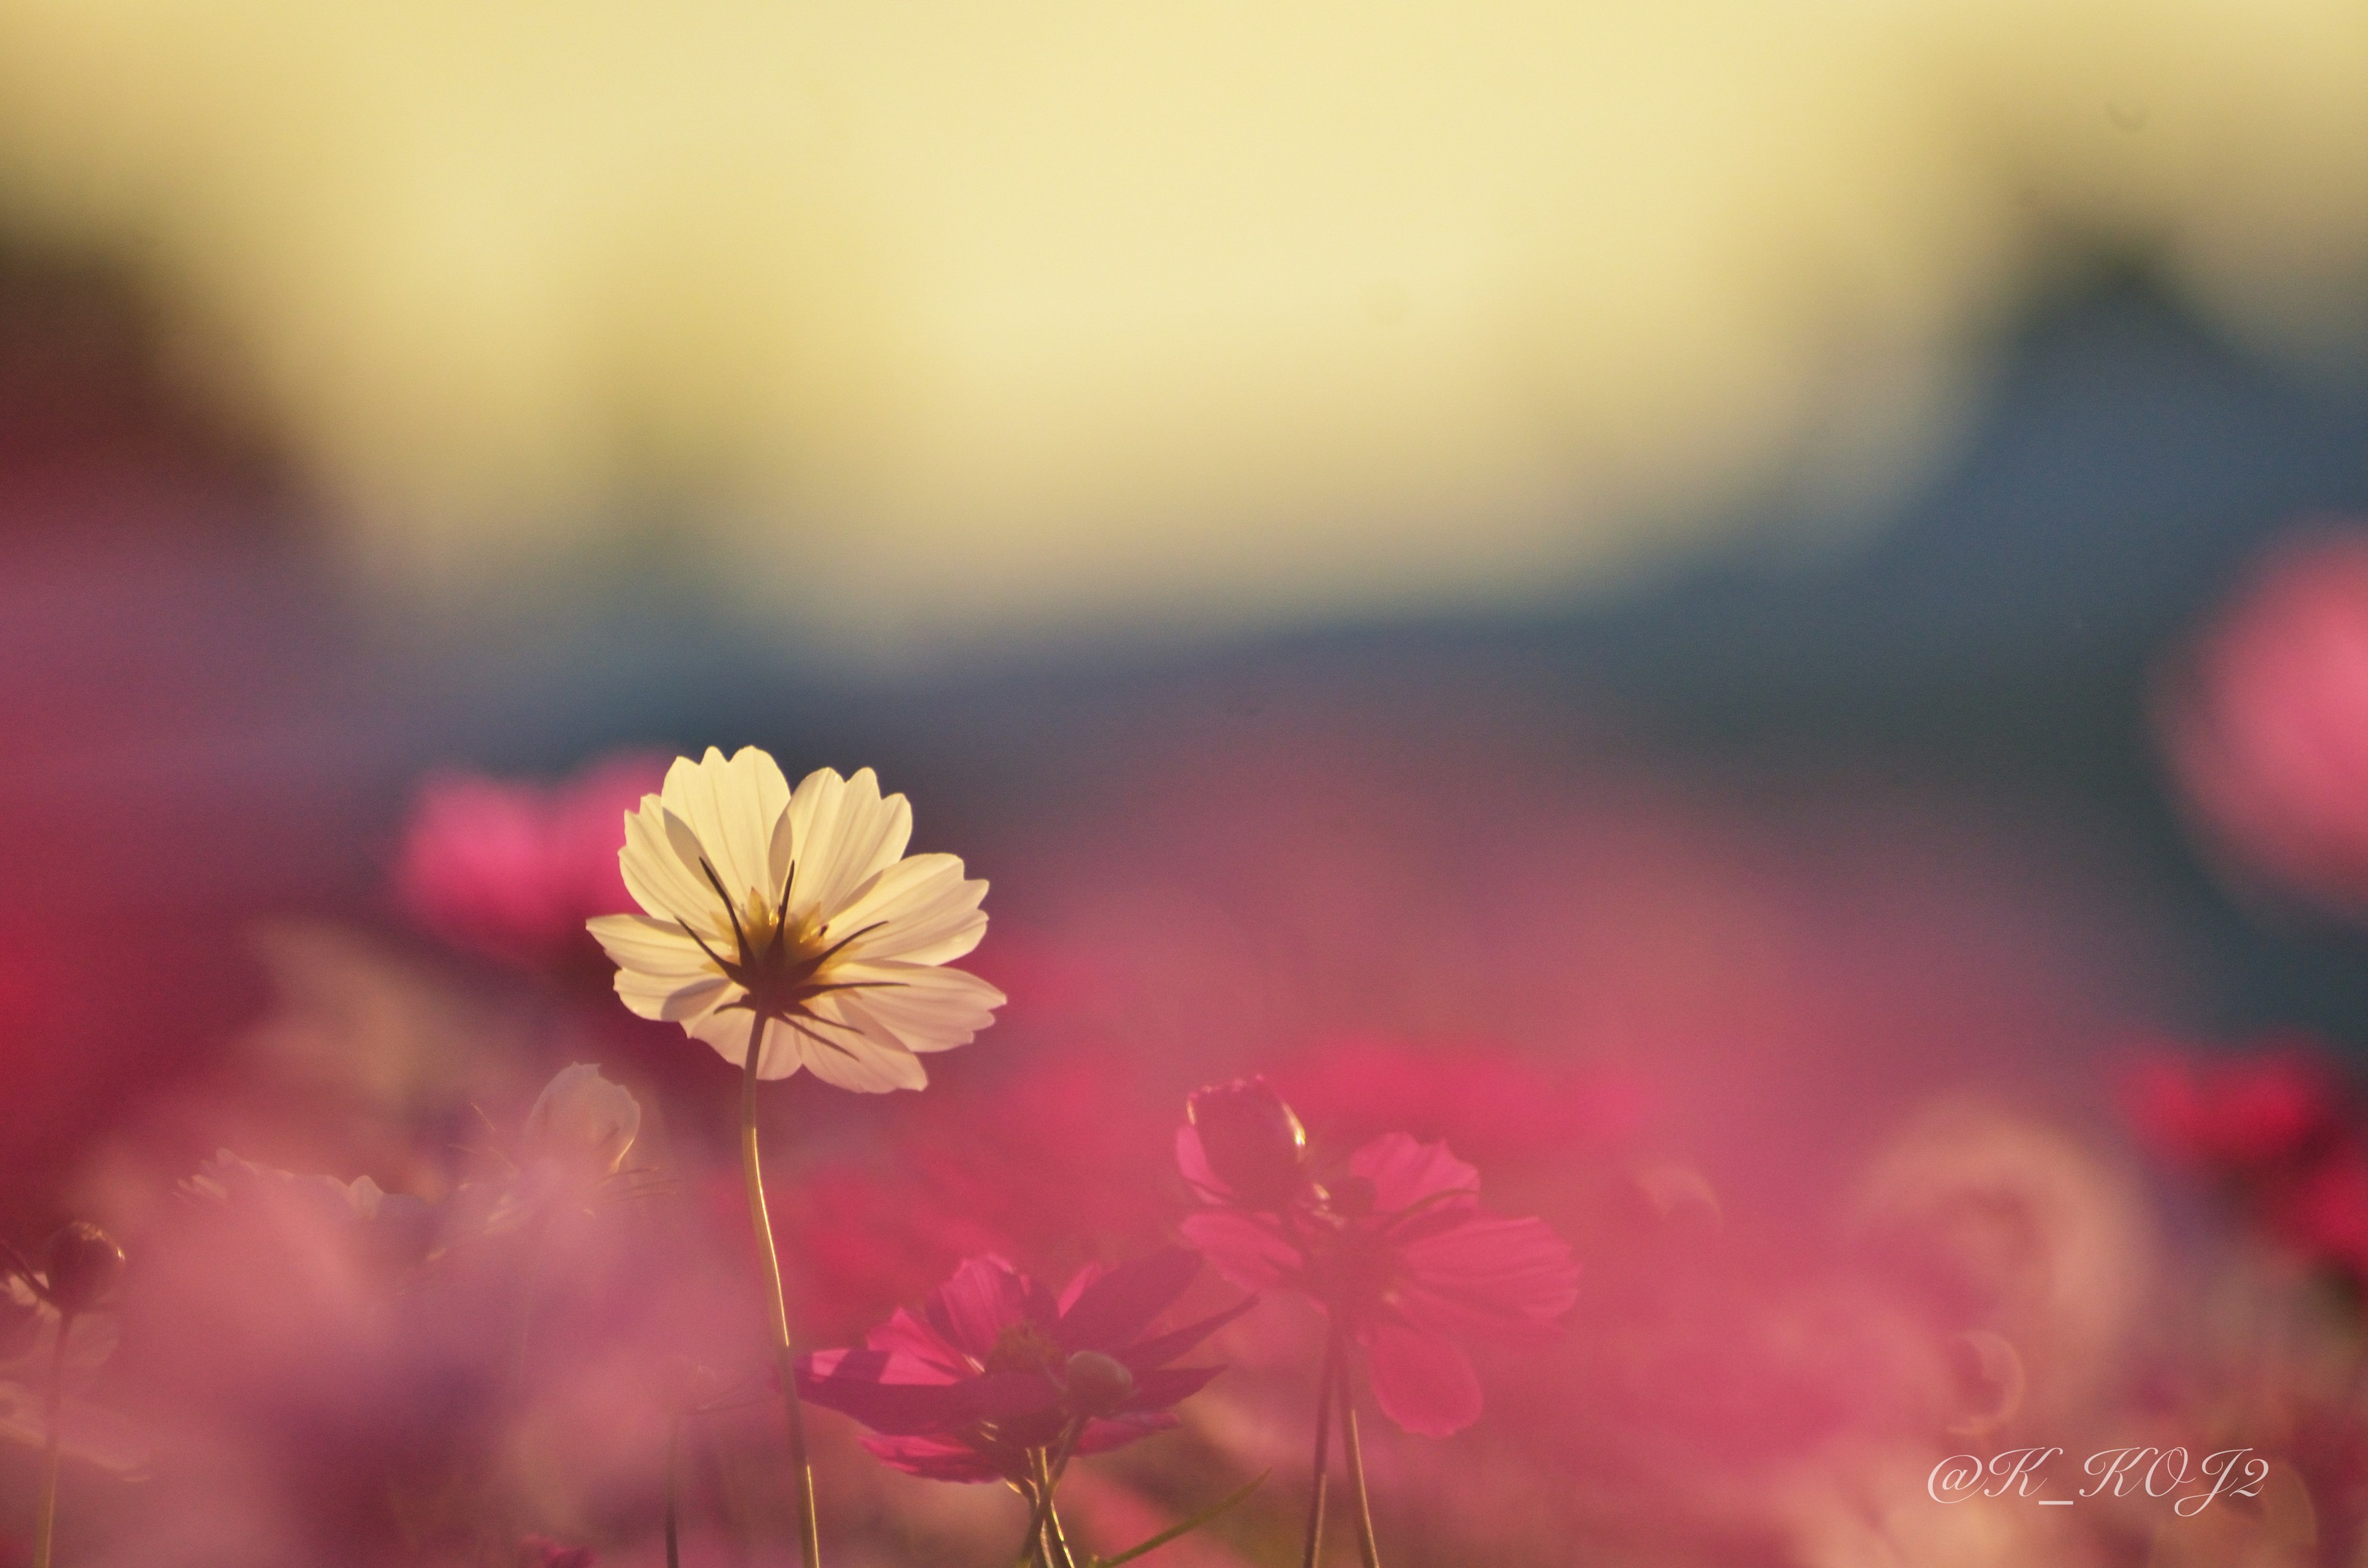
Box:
[1179,1210,1299,1291]
[1361,1321,1483,1437]
[834,854,987,964]
[799,1025,929,1093]
[856,1431,1011,1484]
[661,747,789,909]
[1116,1296,1258,1371]
[1392,1213,1580,1343]
[1055,1247,1201,1354]
[829,964,1004,1053]
[686,1006,778,1073]
[587,913,712,975]
[618,798,718,929]
[1349,1133,1482,1216]
[786,767,914,922]
[921,1255,1044,1360]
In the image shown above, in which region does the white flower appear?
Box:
[524,1062,642,1175]
[587,748,1003,1093]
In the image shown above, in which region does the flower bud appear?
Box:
[1061,1350,1137,1417]
[1186,1077,1309,1210]
[44,1221,124,1315]
[525,1063,642,1175]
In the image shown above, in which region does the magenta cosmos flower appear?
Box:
[1178,1077,1579,1437]
[795,1249,1250,1483]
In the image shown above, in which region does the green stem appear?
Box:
[30,1310,73,1568]
[1300,1331,1339,1568]
[740,1014,821,1568]
[664,1413,683,1568]
[1334,1340,1381,1568]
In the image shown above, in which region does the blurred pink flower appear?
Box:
[394,753,664,969]
[1180,1116,1579,1437]
[2276,1147,2368,1282]
[796,1250,1248,1484]
[2162,526,2368,914]
[2123,1038,2368,1288]
[2121,1039,2347,1175]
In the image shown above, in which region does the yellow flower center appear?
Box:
[689,862,881,1020]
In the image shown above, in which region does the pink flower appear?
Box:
[393,753,664,969]
[796,1249,1250,1484]
[1179,1105,1579,1438]
[2121,1040,2346,1175]
[2161,525,2368,915]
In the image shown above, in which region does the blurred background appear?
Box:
[7,2,2368,1564]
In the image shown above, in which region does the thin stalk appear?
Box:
[1043,1500,1080,1568]
[664,1413,683,1568]
[1022,1442,1081,1568]
[1015,1423,1083,1568]
[30,1310,73,1568]
[1300,1331,1341,1568]
[1334,1343,1381,1568]
[739,1014,821,1568]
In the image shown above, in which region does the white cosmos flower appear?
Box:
[525,1062,642,1175]
[587,747,1003,1093]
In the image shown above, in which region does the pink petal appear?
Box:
[922,1255,1043,1360]
[1394,1213,1581,1342]
[858,1431,1010,1483]
[1179,1210,1299,1291]
[1361,1320,1482,1437]
[1349,1133,1481,1215]
[1175,1124,1227,1200]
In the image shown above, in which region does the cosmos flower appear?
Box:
[524,1062,643,1177]
[461,1064,656,1238]
[1179,1088,1579,1438]
[796,1249,1251,1484]
[395,753,664,969]
[588,747,1002,1093]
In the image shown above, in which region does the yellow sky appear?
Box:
[1,0,2362,657]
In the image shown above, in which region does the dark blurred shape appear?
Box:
[1183,1078,1310,1212]
[40,1221,123,1315]
[0,243,284,543]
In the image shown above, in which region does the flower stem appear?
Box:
[664,1413,683,1568]
[1300,1330,1340,1568]
[1334,1341,1381,1568]
[1016,1422,1083,1567]
[30,1310,73,1568]
[740,1014,821,1568]
[1043,1500,1079,1568]
[1017,1435,1083,1568]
